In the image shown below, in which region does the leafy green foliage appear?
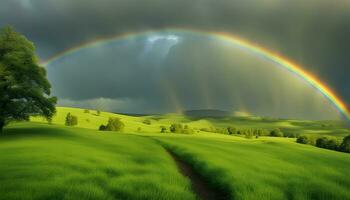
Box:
[270,128,283,137]
[340,135,350,153]
[169,124,194,134]
[227,126,237,135]
[100,117,125,132]
[0,26,56,131]
[65,113,78,126]
[297,135,309,144]
[160,126,167,133]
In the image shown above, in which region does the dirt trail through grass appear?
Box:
[165,149,229,200]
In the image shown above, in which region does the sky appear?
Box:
[0,0,349,119]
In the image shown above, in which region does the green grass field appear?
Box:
[1,107,349,200]
[0,123,196,200]
[32,107,350,138]
[156,135,350,200]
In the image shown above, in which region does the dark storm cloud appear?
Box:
[0,0,349,107]
[45,33,341,119]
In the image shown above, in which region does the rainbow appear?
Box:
[42,28,350,121]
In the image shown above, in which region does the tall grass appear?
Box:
[156,135,350,200]
[0,123,196,200]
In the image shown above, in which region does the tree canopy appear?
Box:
[0,26,56,131]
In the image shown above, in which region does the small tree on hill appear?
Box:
[227,126,237,135]
[170,123,183,133]
[270,128,283,137]
[0,26,56,132]
[316,137,328,148]
[105,118,125,132]
[99,124,107,131]
[160,126,167,133]
[297,135,309,144]
[65,113,78,126]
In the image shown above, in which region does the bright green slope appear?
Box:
[31,107,350,138]
[3,107,349,200]
[156,135,350,200]
[0,123,196,200]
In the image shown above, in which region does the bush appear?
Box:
[137,127,142,132]
[99,125,107,131]
[99,118,125,132]
[340,135,350,153]
[316,137,329,148]
[65,113,78,126]
[326,139,339,150]
[169,124,194,134]
[170,124,183,133]
[283,132,297,138]
[227,126,237,135]
[160,126,167,133]
[143,119,152,125]
[96,110,101,116]
[270,128,283,137]
[315,137,340,151]
[297,135,309,144]
[84,109,90,113]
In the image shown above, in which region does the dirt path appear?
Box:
[166,149,230,200]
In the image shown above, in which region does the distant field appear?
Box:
[32,107,350,138]
[0,123,196,200]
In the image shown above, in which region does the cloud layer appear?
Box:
[0,0,349,118]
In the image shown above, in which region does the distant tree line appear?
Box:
[199,126,297,139]
[297,134,350,153]
[160,124,195,134]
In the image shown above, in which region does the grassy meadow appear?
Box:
[0,123,196,200]
[156,135,350,200]
[0,107,348,200]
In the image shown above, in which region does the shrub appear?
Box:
[143,119,152,125]
[316,137,329,148]
[170,124,183,133]
[137,127,142,132]
[96,110,101,116]
[297,135,309,144]
[160,126,167,133]
[270,128,283,137]
[84,109,90,113]
[170,124,194,134]
[65,113,78,126]
[340,135,350,153]
[326,139,339,150]
[227,126,237,135]
[99,125,107,131]
[315,137,340,151]
[283,132,297,138]
[99,118,125,132]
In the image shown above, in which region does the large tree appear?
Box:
[0,26,56,132]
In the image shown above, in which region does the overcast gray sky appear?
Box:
[0,0,349,119]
